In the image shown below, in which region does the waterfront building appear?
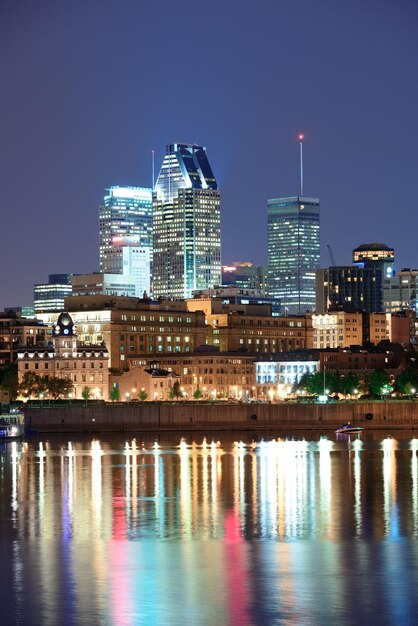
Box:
[17,311,109,400]
[255,350,320,399]
[99,186,153,273]
[222,262,268,295]
[36,295,207,371]
[316,266,381,313]
[0,311,46,368]
[268,196,320,314]
[119,350,256,400]
[152,143,221,299]
[71,273,136,298]
[34,274,72,313]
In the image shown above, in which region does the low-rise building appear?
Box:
[114,349,257,400]
[17,312,109,400]
[0,312,46,368]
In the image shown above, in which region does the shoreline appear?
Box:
[24,400,418,434]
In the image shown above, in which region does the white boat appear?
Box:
[335,423,364,435]
[0,413,24,439]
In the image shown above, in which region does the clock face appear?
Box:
[63,328,69,335]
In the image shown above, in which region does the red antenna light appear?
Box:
[298,133,304,142]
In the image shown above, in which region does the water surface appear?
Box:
[1,431,417,625]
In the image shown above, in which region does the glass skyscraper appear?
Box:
[153,143,221,299]
[268,196,320,314]
[99,186,153,273]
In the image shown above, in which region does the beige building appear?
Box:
[312,311,395,349]
[115,351,257,400]
[36,295,207,372]
[313,312,363,349]
[18,312,109,400]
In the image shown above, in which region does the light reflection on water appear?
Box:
[1,433,418,625]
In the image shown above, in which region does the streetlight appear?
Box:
[125,392,130,402]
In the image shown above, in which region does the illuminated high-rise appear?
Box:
[99,186,153,273]
[152,143,221,299]
[267,196,320,314]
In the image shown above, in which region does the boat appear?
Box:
[335,423,364,435]
[0,412,24,439]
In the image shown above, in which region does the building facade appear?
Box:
[152,143,221,299]
[0,312,46,368]
[316,266,381,313]
[36,295,207,372]
[352,243,395,312]
[312,311,391,349]
[71,273,136,298]
[383,269,418,314]
[17,312,109,400]
[123,351,256,400]
[34,274,73,313]
[203,311,313,353]
[222,262,268,295]
[268,196,320,314]
[99,186,153,274]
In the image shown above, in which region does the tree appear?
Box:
[338,372,361,398]
[193,388,203,400]
[0,363,19,401]
[138,389,148,401]
[296,371,339,396]
[395,369,418,396]
[47,377,74,400]
[366,370,393,397]
[110,387,120,402]
[81,386,91,403]
[18,372,47,399]
[169,381,182,399]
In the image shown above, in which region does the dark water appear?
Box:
[1,431,418,625]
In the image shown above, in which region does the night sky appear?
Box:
[1,0,417,309]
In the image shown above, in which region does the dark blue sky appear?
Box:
[1,0,417,308]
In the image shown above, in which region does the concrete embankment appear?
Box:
[24,401,418,434]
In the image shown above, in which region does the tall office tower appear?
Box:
[268,196,320,314]
[353,243,395,312]
[152,143,221,299]
[34,274,73,313]
[99,186,153,273]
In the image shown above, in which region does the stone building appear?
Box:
[18,312,109,400]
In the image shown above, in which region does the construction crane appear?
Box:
[327,244,336,267]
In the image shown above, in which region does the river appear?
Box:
[0,430,417,625]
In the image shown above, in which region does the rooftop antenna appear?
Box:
[152,149,155,191]
[298,133,304,196]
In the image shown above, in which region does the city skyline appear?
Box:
[1,0,418,308]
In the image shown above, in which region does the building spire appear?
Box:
[298,133,304,196]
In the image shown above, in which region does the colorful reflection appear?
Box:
[1,435,418,624]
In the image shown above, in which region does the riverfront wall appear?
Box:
[24,401,418,433]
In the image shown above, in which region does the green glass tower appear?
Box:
[268,196,320,314]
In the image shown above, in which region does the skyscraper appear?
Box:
[99,186,153,273]
[268,196,320,314]
[152,143,221,299]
